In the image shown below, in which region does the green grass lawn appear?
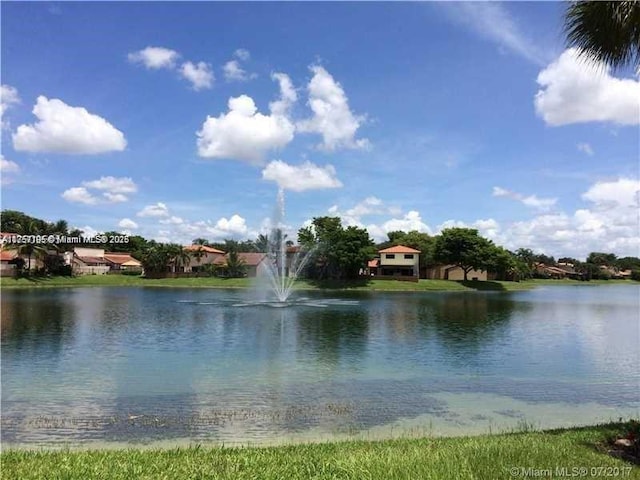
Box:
[1,274,635,291]
[2,422,637,480]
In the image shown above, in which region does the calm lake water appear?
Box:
[1,285,638,448]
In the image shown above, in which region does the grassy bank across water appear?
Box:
[2,422,638,480]
[1,275,633,291]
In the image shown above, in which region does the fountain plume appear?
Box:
[256,188,314,302]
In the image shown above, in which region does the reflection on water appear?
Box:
[1,285,639,447]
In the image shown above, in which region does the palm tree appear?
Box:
[224,250,247,278]
[175,249,192,273]
[140,245,171,276]
[191,247,206,266]
[255,234,269,252]
[12,218,49,272]
[165,244,191,273]
[50,219,68,235]
[565,1,640,70]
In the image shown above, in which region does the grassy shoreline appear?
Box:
[0,275,634,291]
[2,422,638,479]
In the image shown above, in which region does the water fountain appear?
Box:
[255,188,314,304]
[181,188,357,308]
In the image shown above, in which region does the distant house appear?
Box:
[214,252,268,277]
[0,232,49,271]
[104,253,142,272]
[0,249,18,277]
[535,262,583,280]
[67,247,110,275]
[367,258,380,276]
[377,245,420,280]
[425,265,488,281]
[598,265,633,279]
[183,245,225,273]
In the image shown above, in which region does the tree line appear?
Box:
[2,210,639,281]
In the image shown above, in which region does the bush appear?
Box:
[120,270,143,276]
[631,270,640,281]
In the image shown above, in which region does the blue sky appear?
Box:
[1,2,638,259]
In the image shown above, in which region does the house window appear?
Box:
[386,254,395,259]
[404,254,414,259]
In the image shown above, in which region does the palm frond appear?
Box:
[565,0,640,70]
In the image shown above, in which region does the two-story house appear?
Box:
[377,245,421,279]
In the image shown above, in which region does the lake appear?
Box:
[1,284,638,448]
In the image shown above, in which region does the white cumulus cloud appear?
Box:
[223,49,256,82]
[82,176,137,194]
[137,202,170,217]
[328,197,402,228]
[223,60,248,82]
[436,218,501,242]
[197,75,296,163]
[128,46,180,69]
[159,216,184,225]
[79,225,99,237]
[366,211,433,242]
[535,48,640,126]
[103,193,128,203]
[1,84,20,128]
[62,187,98,205]
[13,96,127,154]
[118,218,138,230]
[262,160,342,192]
[298,65,369,151]
[210,214,249,237]
[234,49,250,61]
[488,178,639,258]
[0,155,20,174]
[581,177,640,211]
[180,61,214,90]
[493,186,557,211]
[62,176,137,205]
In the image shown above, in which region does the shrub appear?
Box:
[121,270,143,276]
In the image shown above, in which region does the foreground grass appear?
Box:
[1,274,635,292]
[2,423,638,480]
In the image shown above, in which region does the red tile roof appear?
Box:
[368,259,379,268]
[184,245,225,254]
[214,252,267,266]
[0,250,17,261]
[104,253,140,265]
[78,256,107,265]
[378,245,421,254]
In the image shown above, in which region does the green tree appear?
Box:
[168,244,191,273]
[224,249,247,278]
[586,252,617,266]
[254,234,269,252]
[616,256,640,271]
[190,246,206,269]
[514,248,537,279]
[558,257,580,265]
[299,217,375,280]
[140,244,171,275]
[489,247,519,281]
[565,1,640,70]
[192,238,209,246]
[533,253,556,266]
[433,228,497,281]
